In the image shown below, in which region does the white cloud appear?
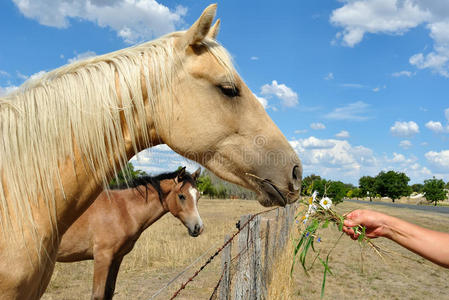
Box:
[335,130,350,139]
[445,108,449,122]
[250,56,259,61]
[16,71,28,80]
[331,0,430,47]
[310,122,326,130]
[330,0,449,76]
[425,120,447,133]
[0,85,18,97]
[294,129,308,134]
[290,136,433,183]
[67,51,97,64]
[0,70,10,77]
[399,140,412,149]
[390,121,419,137]
[131,144,200,175]
[425,150,449,172]
[290,136,377,182]
[372,87,380,92]
[253,94,268,109]
[301,137,336,150]
[324,101,371,121]
[392,70,414,77]
[260,80,299,107]
[324,72,334,80]
[388,152,416,164]
[12,0,187,44]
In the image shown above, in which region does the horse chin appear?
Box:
[256,180,288,207]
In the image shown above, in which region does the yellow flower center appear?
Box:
[308,197,313,204]
[323,200,328,205]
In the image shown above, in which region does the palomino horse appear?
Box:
[57,167,202,300]
[0,4,302,298]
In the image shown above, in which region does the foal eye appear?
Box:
[218,84,240,98]
[178,194,186,201]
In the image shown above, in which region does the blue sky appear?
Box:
[1,0,449,184]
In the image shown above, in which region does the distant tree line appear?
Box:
[302,170,449,206]
[112,163,448,206]
[197,169,256,199]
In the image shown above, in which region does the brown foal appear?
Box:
[56,167,202,300]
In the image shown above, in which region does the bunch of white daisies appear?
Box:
[302,191,333,224]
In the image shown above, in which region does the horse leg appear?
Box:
[91,250,113,300]
[104,256,124,300]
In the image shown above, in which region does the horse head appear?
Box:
[155,5,302,207]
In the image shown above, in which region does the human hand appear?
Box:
[343,209,391,240]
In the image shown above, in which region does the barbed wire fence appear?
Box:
[149,202,298,300]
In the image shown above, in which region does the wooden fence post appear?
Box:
[271,208,280,257]
[262,219,270,299]
[249,215,261,300]
[219,235,232,300]
[234,215,251,300]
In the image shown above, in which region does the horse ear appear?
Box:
[176,4,217,49]
[207,19,220,40]
[192,167,202,181]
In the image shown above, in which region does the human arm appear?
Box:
[343,209,449,268]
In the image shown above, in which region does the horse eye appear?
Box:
[218,84,240,98]
[178,194,186,201]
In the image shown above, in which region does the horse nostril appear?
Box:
[292,165,301,181]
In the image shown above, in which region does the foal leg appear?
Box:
[92,250,114,300]
[104,256,124,300]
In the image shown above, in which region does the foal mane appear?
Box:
[0,30,234,246]
[111,170,196,203]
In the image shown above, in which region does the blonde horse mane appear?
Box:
[0,33,234,245]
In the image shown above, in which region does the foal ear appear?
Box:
[207,19,220,40]
[177,167,186,181]
[176,4,217,49]
[192,167,202,181]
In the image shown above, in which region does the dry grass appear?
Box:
[42,199,449,299]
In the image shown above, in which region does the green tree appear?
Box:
[411,183,424,194]
[109,162,147,187]
[326,181,349,204]
[197,173,217,197]
[374,171,411,203]
[301,174,322,196]
[359,176,376,201]
[445,181,449,190]
[347,188,361,199]
[423,177,447,206]
[309,179,347,204]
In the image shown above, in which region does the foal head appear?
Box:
[162,167,203,237]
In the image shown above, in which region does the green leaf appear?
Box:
[338,215,344,232]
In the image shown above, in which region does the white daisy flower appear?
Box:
[319,197,332,210]
[312,190,318,202]
[308,203,317,215]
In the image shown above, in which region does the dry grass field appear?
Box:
[42,199,449,299]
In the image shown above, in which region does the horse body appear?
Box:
[57,168,202,300]
[0,4,302,298]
